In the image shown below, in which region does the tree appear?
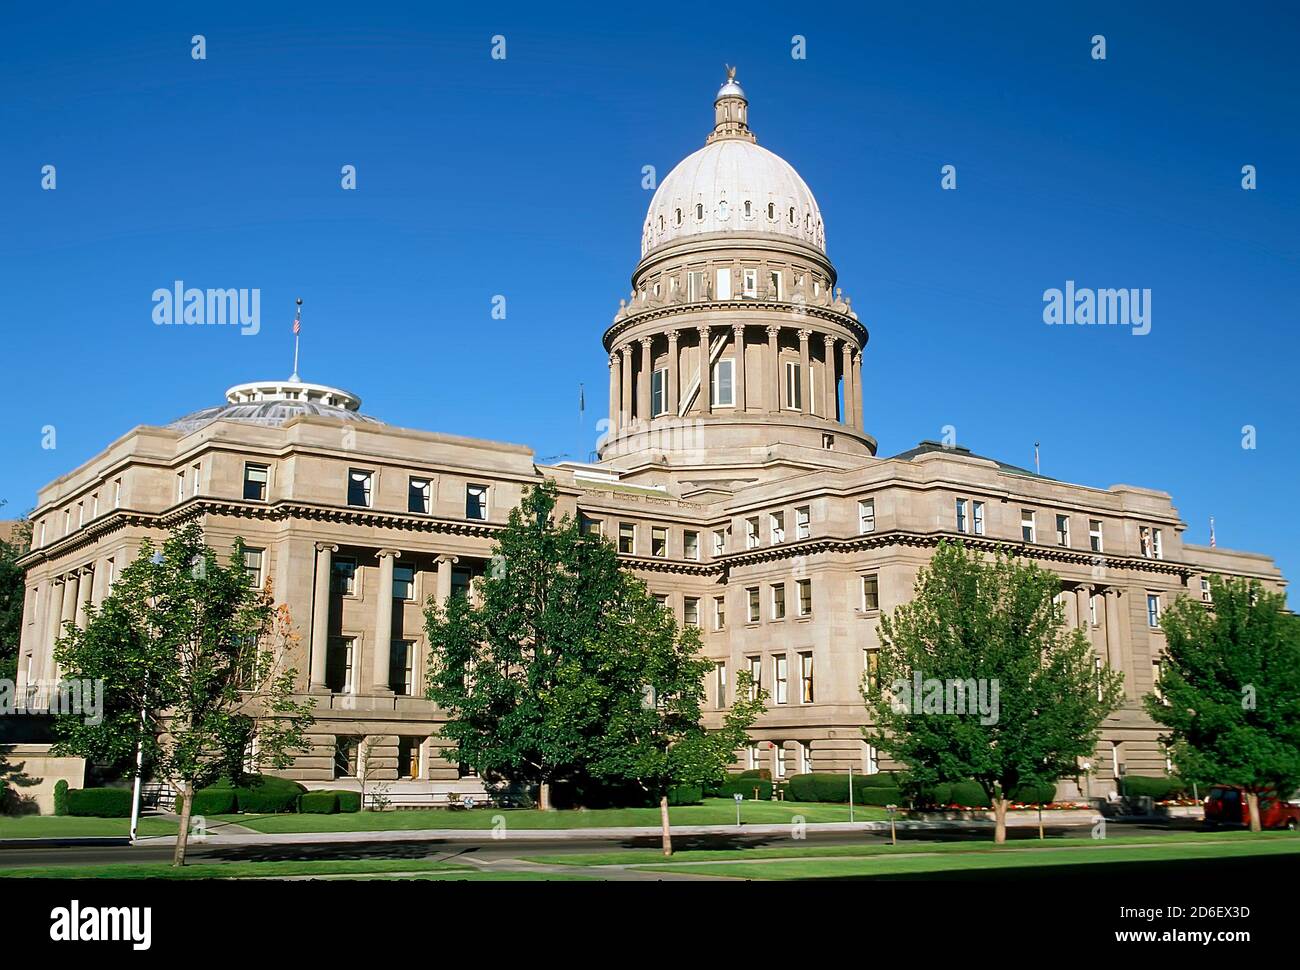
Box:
[52,524,314,865]
[0,506,32,684]
[865,541,1123,843]
[425,480,645,810]
[584,586,766,855]
[0,744,39,815]
[1143,575,1300,832]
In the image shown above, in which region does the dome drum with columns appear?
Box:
[599,71,873,482]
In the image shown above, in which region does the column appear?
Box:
[436,554,460,604]
[852,351,864,430]
[372,549,400,693]
[38,576,66,690]
[74,565,93,628]
[620,344,633,427]
[766,326,781,413]
[48,574,78,683]
[607,351,621,436]
[91,558,109,607]
[822,334,837,420]
[1104,587,1125,685]
[697,326,712,414]
[798,330,812,415]
[666,330,680,415]
[732,325,746,412]
[840,342,855,428]
[637,336,652,421]
[309,543,337,690]
[1075,585,1091,636]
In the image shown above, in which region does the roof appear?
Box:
[888,440,1051,480]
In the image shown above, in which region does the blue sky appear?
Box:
[2,2,1297,600]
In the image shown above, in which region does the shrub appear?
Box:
[716,777,773,800]
[1010,780,1059,804]
[1122,775,1186,800]
[53,780,69,816]
[856,786,903,806]
[189,788,237,815]
[858,771,899,789]
[668,784,703,806]
[786,773,901,804]
[66,787,132,818]
[738,769,772,780]
[333,790,361,813]
[299,790,340,814]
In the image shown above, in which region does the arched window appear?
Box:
[767,202,775,220]
[718,200,729,218]
[788,206,796,224]
[675,208,682,226]
[659,215,664,230]
[696,203,704,220]
[744,200,752,218]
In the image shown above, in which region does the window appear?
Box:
[714,595,726,630]
[579,514,602,537]
[390,640,415,695]
[618,522,636,554]
[192,464,201,496]
[684,596,700,627]
[769,511,785,544]
[695,202,704,220]
[1094,657,1105,702]
[1152,528,1163,560]
[774,656,788,704]
[684,530,700,560]
[465,484,488,520]
[767,201,776,220]
[1056,514,1071,547]
[747,656,762,699]
[800,742,813,774]
[742,268,758,297]
[450,566,472,600]
[797,579,812,617]
[859,498,876,534]
[795,506,810,540]
[347,469,373,508]
[397,736,420,778]
[712,529,727,556]
[771,583,786,620]
[714,662,727,708]
[1151,659,1164,704]
[712,358,734,407]
[715,267,732,300]
[748,745,762,770]
[1201,577,1212,603]
[91,493,99,519]
[243,548,264,588]
[821,433,834,450]
[653,593,668,610]
[955,498,967,533]
[743,200,752,218]
[799,652,814,703]
[784,360,802,410]
[864,649,880,693]
[243,464,268,502]
[39,520,46,546]
[1021,509,1036,543]
[113,478,122,508]
[745,517,760,549]
[326,637,355,693]
[769,270,783,299]
[747,587,761,623]
[1089,593,1100,626]
[651,368,667,416]
[861,574,880,611]
[972,501,985,535]
[331,556,357,596]
[1089,519,1104,552]
[176,472,185,502]
[651,527,667,558]
[864,743,880,775]
[393,564,415,601]
[408,477,431,514]
[688,270,705,300]
[1139,526,1152,557]
[333,737,359,778]
[1147,593,1162,628]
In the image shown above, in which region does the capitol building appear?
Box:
[16,74,1286,800]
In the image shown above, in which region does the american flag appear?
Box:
[293,315,301,335]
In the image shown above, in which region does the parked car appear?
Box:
[1204,785,1300,830]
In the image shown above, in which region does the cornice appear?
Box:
[603,299,867,350]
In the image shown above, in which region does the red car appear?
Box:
[1204,786,1300,830]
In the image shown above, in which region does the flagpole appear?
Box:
[291,298,302,381]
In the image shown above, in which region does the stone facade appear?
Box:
[15,74,1286,799]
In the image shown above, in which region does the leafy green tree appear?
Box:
[585,588,766,855]
[865,541,1123,842]
[0,744,39,815]
[425,480,643,810]
[0,507,32,684]
[52,525,314,865]
[1144,575,1300,832]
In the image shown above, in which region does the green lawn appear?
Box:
[0,816,178,839]
[523,829,1292,867]
[214,798,887,833]
[632,834,1300,879]
[0,858,587,881]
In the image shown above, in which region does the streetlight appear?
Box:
[733,792,743,827]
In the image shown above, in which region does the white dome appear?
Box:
[641,139,825,257]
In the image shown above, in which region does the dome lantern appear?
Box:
[708,66,755,145]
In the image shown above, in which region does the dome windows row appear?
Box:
[643,194,825,252]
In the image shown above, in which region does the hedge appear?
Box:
[66,787,132,818]
[668,784,703,806]
[738,769,772,781]
[715,777,774,800]
[1122,775,1187,800]
[299,791,340,814]
[1010,780,1059,804]
[786,773,903,804]
[925,781,991,808]
[856,786,904,806]
[333,790,362,813]
[53,780,69,816]
[189,789,237,815]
